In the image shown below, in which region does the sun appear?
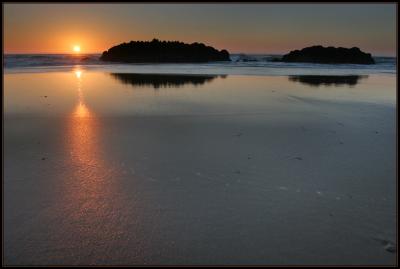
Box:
[73,45,81,53]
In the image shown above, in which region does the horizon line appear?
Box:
[4,52,396,58]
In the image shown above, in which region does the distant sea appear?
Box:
[4,53,396,76]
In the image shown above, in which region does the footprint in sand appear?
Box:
[373,238,397,254]
[385,243,397,253]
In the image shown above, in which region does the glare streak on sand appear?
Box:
[57,68,128,262]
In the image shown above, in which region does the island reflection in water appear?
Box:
[288,75,368,87]
[110,73,226,89]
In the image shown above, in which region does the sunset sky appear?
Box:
[4,3,397,56]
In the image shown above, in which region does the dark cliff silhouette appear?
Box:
[100,39,231,63]
[278,46,375,64]
[288,75,368,87]
[110,73,225,89]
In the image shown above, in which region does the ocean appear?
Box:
[4,53,396,76]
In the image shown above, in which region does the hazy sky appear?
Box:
[4,3,397,56]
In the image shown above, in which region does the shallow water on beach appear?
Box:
[4,70,396,117]
[4,69,397,265]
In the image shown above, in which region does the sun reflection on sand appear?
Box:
[67,67,118,197]
[68,69,102,165]
[75,70,82,79]
[59,68,127,259]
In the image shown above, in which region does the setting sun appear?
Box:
[73,45,81,53]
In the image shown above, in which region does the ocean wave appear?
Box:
[4,53,396,76]
[4,54,102,68]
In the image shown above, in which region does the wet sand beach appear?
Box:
[4,71,396,265]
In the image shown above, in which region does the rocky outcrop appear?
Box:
[280,46,375,64]
[100,39,230,63]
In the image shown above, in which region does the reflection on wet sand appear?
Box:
[110,73,226,89]
[69,69,102,170]
[60,68,125,262]
[288,75,368,87]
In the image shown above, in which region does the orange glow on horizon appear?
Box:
[4,4,396,56]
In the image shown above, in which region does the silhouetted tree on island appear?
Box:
[277,45,375,64]
[100,39,231,63]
